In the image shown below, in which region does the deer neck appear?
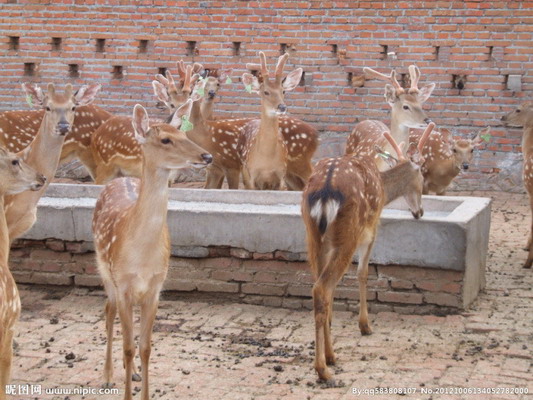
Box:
[380,162,414,204]
[0,197,9,266]
[390,114,410,145]
[256,108,283,156]
[128,159,171,240]
[522,125,533,155]
[187,100,210,148]
[200,98,215,121]
[22,115,65,182]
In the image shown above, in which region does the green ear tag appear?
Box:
[181,115,194,132]
[480,133,491,143]
[245,84,252,93]
[26,94,33,108]
[377,150,391,160]
[225,76,232,84]
[196,86,205,97]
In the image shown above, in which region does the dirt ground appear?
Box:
[9,191,533,400]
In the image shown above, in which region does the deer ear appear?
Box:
[217,69,232,84]
[282,68,303,91]
[152,80,170,104]
[472,127,490,146]
[132,104,150,144]
[22,83,45,108]
[242,73,261,93]
[384,84,398,105]
[439,128,454,145]
[417,83,435,104]
[168,99,193,129]
[74,84,101,106]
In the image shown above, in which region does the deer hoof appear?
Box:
[523,259,532,269]
[102,382,115,389]
[326,353,336,366]
[132,373,141,382]
[359,322,373,336]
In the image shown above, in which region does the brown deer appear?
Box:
[92,101,211,400]
[410,126,487,195]
[158,59,318,190]
[4,83,100,242]
[0,104,111,179]
[346,65,434,170]
[91,65,199,185]
[502,102,533,268]
[239,52,303,190]
[302,123,434,384]
[0,147,45,400]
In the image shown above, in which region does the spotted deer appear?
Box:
[502,102,533,268]
[0,147,45,400]
[91,64,199,185]
[346,65,435,170]
[92,101,211,400]
[4,83,100,242]
[302,123,434,384]
[0,104,111,179]
[410,126,487,195]
[238,51,303,190]
[160,59,318,190]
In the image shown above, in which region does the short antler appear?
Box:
[408,65,421,94]
[383,131,406,161]
[246,51,270,81]
[418,122,435,154]
[363,67,404,95]
[274,53,289,83]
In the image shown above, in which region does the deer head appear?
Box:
[242,51,303,116]
[132,99,212,170]
[441,127,487,171]
[0,146,46,195]
[22,83,100,137]
[501,102,533,128]
[364,65,435,130]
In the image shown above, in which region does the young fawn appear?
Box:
[502,102,533,268]
[410,127,487,195]
[0,147,45,400]
[92,100,211,400]
[302,123,434,383]
[4,83,100,242]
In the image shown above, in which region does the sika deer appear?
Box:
[4,83,100,242]
[239,52,303,190]
[411,127,487,195]
[346,66,434,170]
[0,105,111,179]
[92,100,211,400]
[302,123,434,383]
[502,102,533,268]
[0,148,45,400]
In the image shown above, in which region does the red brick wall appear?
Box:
[0,1,531,190]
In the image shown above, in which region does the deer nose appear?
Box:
[424,118,432,124]
[411,208,424,219]
[278,104,287,113]
[201,153,213,164]
[462,163,469,170]
[57,122,70,135]
[208,90,216,98]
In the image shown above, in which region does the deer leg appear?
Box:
[139,298,159,400]
[225,169,241,190]
[357,237,376,335]
[94,164,119,185]
[78,148,98,180]
[242,168,253,190]
[524,197,533,268]
[103,298,117,388]
[118,299,134,400]
[204,166,224,189]
[0,329,14,397]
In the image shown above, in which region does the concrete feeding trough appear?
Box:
[18,184,491,311]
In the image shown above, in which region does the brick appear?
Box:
[45,239,65,252]
[229,247,252,259]
[241,283,287,296]
[31,249,71,262]
[74,274,103,287]
[252,252,275,260]
[377,291,424,305]
[163,279,197,292]
[196,280,239,293]
[424,292,461,308]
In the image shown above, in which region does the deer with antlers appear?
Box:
[502,102,533,268]
[346,66,434,170]
[302,123,434,384]
[238,52,304,190]
[0,101,111,180]
[91,64,200,185]
[0,148,45,400]
[4,83,100,242]
[410,126,488,195]
[92,100,211,400]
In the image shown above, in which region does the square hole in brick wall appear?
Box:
[331,43,338,55]
[96,38,106,52]
[51,37,62,51]
[279,43,287,55]
[68,64,79,78]
[186,41,197,56]
[9,36,19,51]
[380,44,388,60]
[299,71,305,86]
[112,65,123,79]
[232,41,241,56]
[138,39,148,54]
[24,63,36,76]
[158,67,167,76]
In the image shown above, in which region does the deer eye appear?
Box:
[453,148,457,153]
[161,138,172,145]
[470,149,474,153]
[263,91,270,96]
[46,106,51,111]
[71,106,76,111]
[11,159,19,166]
[403,105,409,110]
[517,109,521,113]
